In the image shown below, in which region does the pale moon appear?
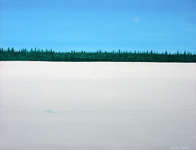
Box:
[134,17,140,23]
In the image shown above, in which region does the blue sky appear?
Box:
[1,0,196,53]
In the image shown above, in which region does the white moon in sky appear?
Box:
[134,17,140,23]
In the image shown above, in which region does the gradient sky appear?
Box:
[1,0,196,52]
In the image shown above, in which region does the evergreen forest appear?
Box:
[0,47,196,62]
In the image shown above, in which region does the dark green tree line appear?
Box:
[0,47,196,62]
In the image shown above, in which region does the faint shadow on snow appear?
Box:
[45,110,55,113]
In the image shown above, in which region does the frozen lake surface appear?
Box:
[0,61,196,150]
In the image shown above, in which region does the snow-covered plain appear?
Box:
[0,61,195,150]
